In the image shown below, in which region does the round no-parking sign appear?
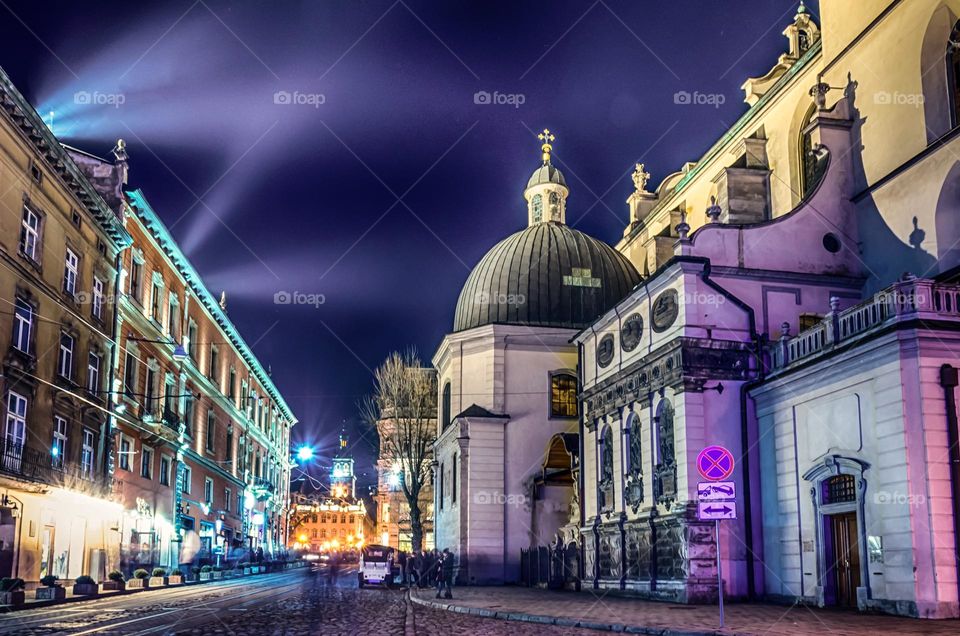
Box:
[697,445,734,481]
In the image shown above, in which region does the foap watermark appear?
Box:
[474,290,525,305]
[683,291,726,307]
[875,289,927,306]
[273,290,325,308]
[873,490,926,506]
[473,90,525,109]
[273,90,326,108]
[673,90,725,109]
[74,91,125,108]
[473,491,527,507]
[874,91,924,107]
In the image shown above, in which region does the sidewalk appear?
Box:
[410,586,960,635]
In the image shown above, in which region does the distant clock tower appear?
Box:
[330,430,355,500]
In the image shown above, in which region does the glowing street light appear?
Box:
[296,445,314,462]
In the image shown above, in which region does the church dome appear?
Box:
[453,221,641,332]
[527,163,566,189]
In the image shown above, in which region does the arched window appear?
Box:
[948,22,960,127]
[600,426,614,481]
[550,373,577,418]
[798,105,824,198]
[549,191,561,220]
[628,414,642,473]
[441,382,451,430]
[656,400,675,467]
[532,194,543,223]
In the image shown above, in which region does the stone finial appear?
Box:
[675,210,690,241]
[706,196,722,223]
[219,290,227,311]
[829,296,840,312]
[809,82,830,109]
[632,163,651,193]
[780,321,791,339]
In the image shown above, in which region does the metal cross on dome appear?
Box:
[538,128,555,163]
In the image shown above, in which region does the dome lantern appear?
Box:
[524,128,569,226]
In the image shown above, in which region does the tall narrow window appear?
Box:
[12,298,33,353]
[441,382,451,430]
[206,410,216,453]
[150,279,163,323]
[209,345,219,385]
[63,249,78,296]
[19,205,40,261]
[204,478,214,505]
[119,435,132,471]
[58,332,74,380]
[167,296,180,341]
[452,453,457,504]
[52,416,67,469]
[141,445,153,479]
[229,368,237,401]
[949,22,960,128]
[129,259,143,303]
[798,105,824,198]
[188,321,198,360]
[3,392,27,470]
[532,194,543,223]
[550,373,578,417]
[92,276,104,320]
[145,364,157,415]
[160,455,171,486]
[123,350,137,397]
[183,392,195,437]
[628,415,642,473]
[81,428,95,479]
[87,352,101,393]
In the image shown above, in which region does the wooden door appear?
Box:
[830,512,861,607]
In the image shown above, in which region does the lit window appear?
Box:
[19,206,40,261]
[64,248,78,296]
[58,333,74,380]
[92,277,104,320]
[532,194,543,223]
[81,428,95,479]
[12,298,32,353]
[550,373,578,418]
[87,352,101,394]
[52,416,67,469]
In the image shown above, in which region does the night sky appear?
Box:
[0,0,815,491]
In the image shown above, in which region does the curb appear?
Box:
[408,593,727,636]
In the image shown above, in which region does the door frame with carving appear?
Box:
[802,455,871,610]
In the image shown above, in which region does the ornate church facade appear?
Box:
[433,0,960,619]
[573,0,960,619]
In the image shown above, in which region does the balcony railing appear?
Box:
[0,438,110,497]
[768,278,960,372]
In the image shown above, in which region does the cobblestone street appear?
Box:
[0,567,596,635]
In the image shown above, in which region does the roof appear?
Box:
[0,66,131,249]
[526,162,567,189]
[455,404,509,419]
[454,222,641,332]
[125,188,297,424]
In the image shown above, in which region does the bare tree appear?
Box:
[361,349,437,553]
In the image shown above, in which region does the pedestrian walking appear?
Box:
[435,548,454,599]
[328,551,340,586]
[410,551,422,588]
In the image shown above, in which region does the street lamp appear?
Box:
[295,445,314,462]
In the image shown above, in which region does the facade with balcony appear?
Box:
[0,65,131,584]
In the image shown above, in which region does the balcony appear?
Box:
[251,478,275,501]
[767,277,960,373]
[0,438,110,497]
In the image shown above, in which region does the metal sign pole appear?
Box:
[716,519,724,628]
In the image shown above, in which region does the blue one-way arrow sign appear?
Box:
[698,501,737,520]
